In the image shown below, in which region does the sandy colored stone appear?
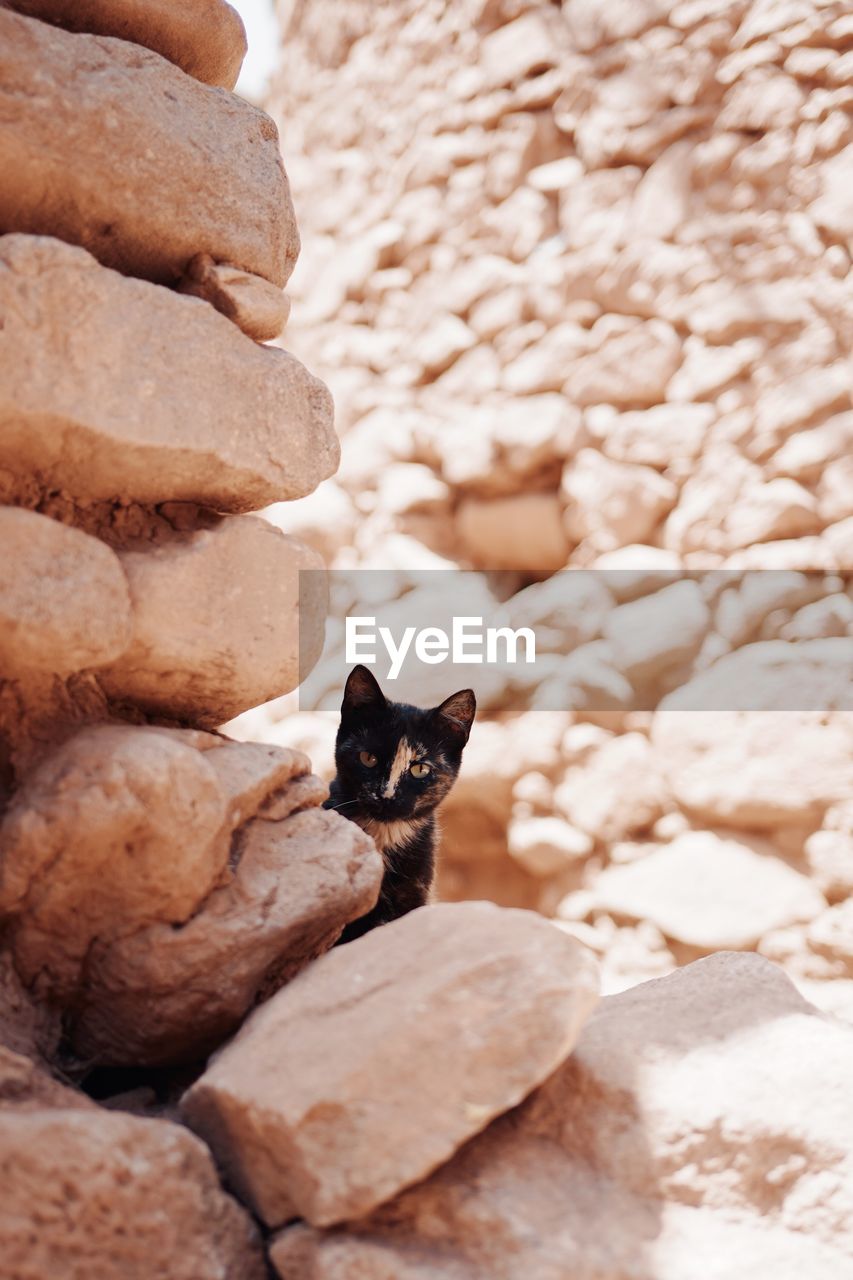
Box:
[0,235,336,510]
[101,518,326,726]
[272,954,853,1280]
[0,727,380,1063]
[0,1107,265,1280]
[74,800,381,1065]
[562,449,676,552]
[507,815,593,876]
[8,0,247,88]
[554,732,671,843]
[179,253,291,341]
[653,705,853,828]
[0,9,295,286]
[0,506,131,674]
[183,902,600,1227]
[603,580,710,686]
[593,831,827,950]
[458,492,569,569]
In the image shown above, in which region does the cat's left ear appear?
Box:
[432,689,476,747]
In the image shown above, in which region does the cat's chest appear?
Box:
[358,815,428,854]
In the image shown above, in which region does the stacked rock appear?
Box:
[0,3,382,1271]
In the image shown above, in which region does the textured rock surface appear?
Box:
[0,9,296,285]
[183,902,600,1226]
[271,954,853,1280]
[0,1106,266,1279]
[0,506,131,674]
[179,253,291,341]
[0,727,381,1063]
[102,518,325,725]
[9,0,248,89]
[0,235,337,510]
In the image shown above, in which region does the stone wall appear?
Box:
[253,0,853,1017]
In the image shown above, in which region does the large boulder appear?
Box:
[0,1102,266,1279]
[183,902,600,1226]
[9,0,248,89]
[0,727,381,1064]
[101,517,326,726]
[0,506,131,674]
[0,236,336,511]
[0,9,295,285]
[272,954,853,1280]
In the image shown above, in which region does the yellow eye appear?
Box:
[410,762,431,779]
[359,750,378,768]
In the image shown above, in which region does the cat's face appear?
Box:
[331,665,476,822]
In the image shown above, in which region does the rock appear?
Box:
[507,814,593,875]
[0,507,130,674]
[725,478,821,548]
[604,580,710,686]
[657,639,853,713]
[480,12,563,89]
[595,403,715,467]
[562,449,676,552]
[567,319,682,407]
[183,902,600,1227]
[74,801,381,1066]
[811,144,853,240]
[0,726,380,1062]
[804,803,853,903]
[414,314,477,379]
[496,569,613,653]
[436,395,583,496]
[101,518,325,726]
[0,9,295,286]
[502,322,589,394]
[179,254,290,341]
[272,955,853,1280]
[8,0,248,89]
[0,1107,266,1279]
[554,732,671,843]
[653,704,853,827]
[593,831,827,950]
[0,236,336,510]
[457,492,569,569]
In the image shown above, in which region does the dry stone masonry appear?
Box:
[2,1,853,1277]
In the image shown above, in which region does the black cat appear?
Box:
[324,664,476,942]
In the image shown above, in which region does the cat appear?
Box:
[323,664,476,943]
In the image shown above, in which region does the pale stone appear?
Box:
[458,492,569,569]
[183,903,600,1226]
[8,0,248,89]
[562,449,676,552]
[0,1108,265,1279]
[593,831,827,949]
[101,518,325,727]
[0,236,336,510]
[179,254,290,341]
[554,732,671,843]
[508,815,593,875]
[273,956,853,1280]
[0,507,130,674]
[595,403,715,467]
[567,319,682,407]
[604,580,710,684]
[0,11,295,286]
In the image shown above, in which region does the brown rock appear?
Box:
[0,727,380,1063]
[8,0,247,89]
[0,9,295,286]
[0,506,131,674]
[458,492,569,569]
[272,954,853,1280]
[0,235,336,510]
[183,902,600,1227]
[101,518,326,726]
[0,1107,266,1279]
[179,253,291,341]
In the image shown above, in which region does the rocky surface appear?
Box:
[183,902,600,1226]
[0,235,336,511]
[232,0,853,1025]
[271,953,853,1280]
[0,729,381,1064]
[9,0,248,89]
[0,9,295,285]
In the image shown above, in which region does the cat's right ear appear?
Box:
[342,664,386,717]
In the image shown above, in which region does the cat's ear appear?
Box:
[432,689,476,746]
[342,664,386,717]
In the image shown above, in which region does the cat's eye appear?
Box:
[358,750,378,768]
[410,762,431,779]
